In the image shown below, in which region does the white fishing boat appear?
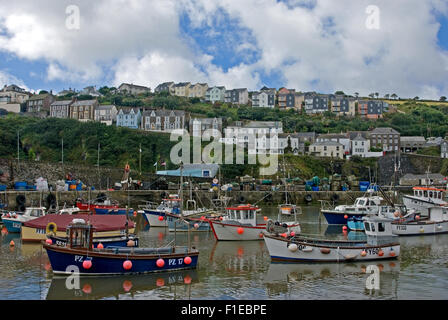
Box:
[209,204,300,241]
[141,195,182,227]
[402,186,447,216]
[391,205,448,236]
[263,216,400,262]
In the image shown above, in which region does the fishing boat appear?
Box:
[209,204,300,241]
[402,186,447,216]
[391,205,448,236]
[142,195,182,227]
[43,218,199,276]
[76,198,130,215]
[21,214,135,242]
[166,213,215,232]
[1,207,47,233]
[263,216,400,262]
[347,205,407,231]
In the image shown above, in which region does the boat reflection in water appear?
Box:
[45,269,199,300]
[208,240,268,275]
[264,260,400,299]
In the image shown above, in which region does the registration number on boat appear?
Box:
[12,223,21,228]
[168,258,186,266]
[366,248,380,255]
[396,225,407,231]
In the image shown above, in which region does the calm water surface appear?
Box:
[1,206,448,300]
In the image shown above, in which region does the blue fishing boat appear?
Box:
[44,218,199,276]
[166,212,214,232]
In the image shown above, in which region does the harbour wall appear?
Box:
[0,189,406,211]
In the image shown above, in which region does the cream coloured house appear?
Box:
[173,82,191,97]
[309,141,344,159]
[188,83,209,98]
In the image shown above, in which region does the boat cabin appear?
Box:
[362,216,397,245]
[66,219,94,249]
[427,206,448,222]
[224,205,259,226]
[354,196,383,207]
[412,187,446,202]
[24,207,47,218]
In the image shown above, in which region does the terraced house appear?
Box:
[95,105,118,126]
[252,88,276,108]
[173,82,191,97]
[116,108,141,129]
[154,82,175,94]
[277,88,300,110]
[205,86,226,103]
[304,93,329,114]
[188,83,209,98]
[50,99,74,118]
[141,109,186,133]
[369,127,400,152]
[330,96,356,116]
[70,100,98,122]
[358,100,389,119]
[225,88,249,105]
[26,93,56,118]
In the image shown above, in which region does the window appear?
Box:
[371,223,375,232]
[378,223,385,232]
[364,222,371,231]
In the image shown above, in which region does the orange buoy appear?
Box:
[184,256,192,265]
[133,211,137,217]
[281,233,288,238]
[361,250,367,257]
[263,216,268,221]
[156,258,165,268]
[9,240,15,247]
[237,227,244,235]
[378,250,384,257]
[123,260,132,270]
[97,243,104,249]
[82,260,92,269]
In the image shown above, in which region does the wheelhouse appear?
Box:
[413,187,446,200]
[66,219,95,249]
[225,205,259,226]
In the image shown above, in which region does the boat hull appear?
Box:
[322,211,366,225]
[391,220,448,236]
[167,215,211,232]
[263,234,400,263]
[94,208,128,215]
[402,195,444,216]
[347,219,364,231]
[2,218,23,233]
[44,245,199,276]
[209,221,266,241]
[143,210,167,227]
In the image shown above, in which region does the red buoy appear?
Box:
[378,250,384,257]
[123,280,133,292]
[237,227,244,235]
[9,240,15,247]
[158,216,164,221]
[133,211,137,217]
[259,233,264,238]
[342,226,348,232]
[344,215,348,219]
[194,223,200,229]
[156,258,165,268]
[156,278,165,287]
[281,233,288,238]
[184,275,192,284]
[97,243,104,249]
[45,239,53,245]
[123,260,132,270]
[184,256,192,265]
[82,260,92,269]
[263,216,268,221]
[290,231,296,237]
[200,216,206,221]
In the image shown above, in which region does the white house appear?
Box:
[205,86,226,103]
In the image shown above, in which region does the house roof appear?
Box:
[347,131,370,140]
[96,105,117,111]
[174,82,191,87]
[400,136,426,142]
[142,109,185,117]
[317,133,348,140]
[118,83,151,90]
[352,133,368,141]
[72,100,98,107]
[118,108,140,115]
[370,127,400,135]
[28,93,52,101]
[51,100,73,106]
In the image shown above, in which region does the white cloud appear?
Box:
[0,0,447,99]
[0,70,29,91]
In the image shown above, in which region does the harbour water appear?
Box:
[1,206,448,300]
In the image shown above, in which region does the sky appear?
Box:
[0,0,447,100]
